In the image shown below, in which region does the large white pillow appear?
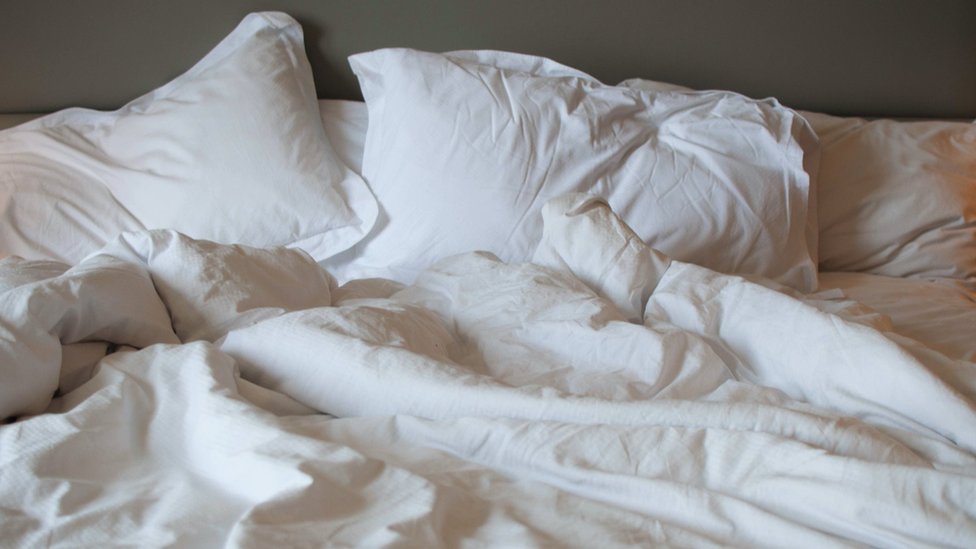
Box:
[0,12,376,264]
[324,49,818,292]
[803,112,976,289]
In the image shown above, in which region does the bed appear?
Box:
[1,2,975,547]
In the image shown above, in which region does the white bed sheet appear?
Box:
[818,272,976,362]
[2,197,973,547]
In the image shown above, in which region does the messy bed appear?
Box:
[1,10,974,548]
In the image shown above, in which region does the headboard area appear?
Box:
[1,0,975,118]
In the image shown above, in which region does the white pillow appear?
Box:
[803,112,976,289]
[318,99,368,175]
[324,49,818,292]
[0,12,376,264]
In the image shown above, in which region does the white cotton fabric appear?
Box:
[1,199,974,547]
[533,193,671,322]
[619,79,976,290]
[0,229,337,417]
[0,255,68,292]
[803,112,976,289]
[323,48,819,291]
[0,252,178,417]
[819,271,976,362]
[0,12,376,264]
[99,231,336,342]
[318,99,368,175]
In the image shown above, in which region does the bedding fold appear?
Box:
[1,195,974,547]
[0,252,177,417]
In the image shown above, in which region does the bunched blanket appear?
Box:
[2,195,974,547]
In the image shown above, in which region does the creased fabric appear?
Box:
[1,197,974,547]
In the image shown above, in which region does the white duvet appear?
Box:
[1,194,974,548]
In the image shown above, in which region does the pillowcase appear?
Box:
[318,99,368,175]
[0,12,376,264]
[621,78,976,290]
[324,48,819,292]
[802,112,976,289]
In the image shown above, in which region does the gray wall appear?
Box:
[2,0,974,117]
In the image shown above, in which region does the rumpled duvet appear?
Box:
[1,194,974,548]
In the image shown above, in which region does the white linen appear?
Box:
[0,100,368,174]
[619,77,976,291]
[324,48,819,291]
[1,197,974,547]
[0,12,376,264]
[803,112,976,289]
[319,99,368,175]
[104,231,337,343]
[533,193,672,322]
[0,251,178,417]
[819,271,976,362]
